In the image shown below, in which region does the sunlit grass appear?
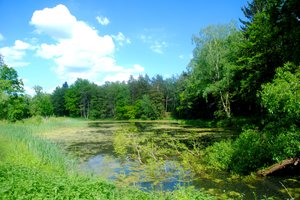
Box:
[0,120,72,173]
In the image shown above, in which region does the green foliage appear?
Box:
[30,86,54,117]
[204,141,234,170]
[0,62,29,121]
[260,63,300,124]
[128,74,151,104]
[116,105,136,120]
[0,164,152,200]
[0,163,215,199]
[51,82,69,116]
[271,126,300,162]
[7,95,30,122]
[235,0,300,113]
[0,64,24,95]
[113,130,129,158]
[64,79,97,118]
[183,22,241,119]
[230,129,272,174]
[0,123,69,172]
[139,95,161,119]
[227,124,300,174]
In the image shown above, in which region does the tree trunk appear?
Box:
[257,157,300,176]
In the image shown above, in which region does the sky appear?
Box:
[0,0,248,95]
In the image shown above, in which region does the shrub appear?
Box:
[229,129,273,174]
[271,126,300,162]
[204,140,234,170]
[260,63,300,125]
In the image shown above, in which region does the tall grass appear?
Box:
[0,118,215,199]
[0,120,71,173]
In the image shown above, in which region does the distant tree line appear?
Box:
[51,74,180,120]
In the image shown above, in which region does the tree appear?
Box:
[235,0,300,114]
[149,75,165,117]
[137,95,160,119]
[64,79,96,118]
[30,86,54,117]
[0,56,28,121]
[187,23,240,118]
[175,72,212,119]
[51,82,69,116]
[102,81,130,118]
[128,74,150,104]
[0,64,24,95]
[241,0,300,64]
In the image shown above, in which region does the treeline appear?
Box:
[0,62,183,121]
[52,75,181,120]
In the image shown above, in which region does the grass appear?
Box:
[0,117,215,200]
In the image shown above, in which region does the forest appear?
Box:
[1,0,300,175]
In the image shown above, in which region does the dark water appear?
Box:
[63,121,299,199]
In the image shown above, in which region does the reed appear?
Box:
[0,121,72,173]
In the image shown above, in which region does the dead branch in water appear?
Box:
[257,157,300,176]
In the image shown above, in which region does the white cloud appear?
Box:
[0,33,4,41]
[30,4,143,84]
[140,34,167,54]
[150,41,167,54]
[96,16,110,26]
[30,4,76,39]
[132,64,144,72]
[14,40,32,50]
[112,32,131,46]
[0,40,34,67]
[103,64,144,83]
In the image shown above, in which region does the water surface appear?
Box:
[50,121,300,199]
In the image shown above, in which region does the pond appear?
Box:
[49,121,300,199]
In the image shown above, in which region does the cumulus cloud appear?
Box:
[96,16,110,26]
[30,4,76,39]
[112,32,131,46]
[0,40,34,67]
[30,4,143,84]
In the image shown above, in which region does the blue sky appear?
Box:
[0,0,247,95]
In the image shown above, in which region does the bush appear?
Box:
[204,140,233,170]
[115,105,136,120]
[260,63,300,124]
[229,129,273,174]
[271,126,300,162]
